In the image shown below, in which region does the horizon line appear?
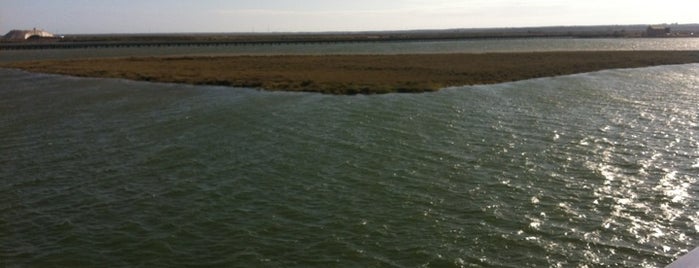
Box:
[5,22,698,36]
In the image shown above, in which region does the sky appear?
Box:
[1,0,698,34]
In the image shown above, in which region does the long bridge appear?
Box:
[0,38,395,50]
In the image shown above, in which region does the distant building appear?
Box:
[3,28,56,41]
[646,25,670,37]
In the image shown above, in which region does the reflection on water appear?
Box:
[2,38,699,62]
[1,63,698,266]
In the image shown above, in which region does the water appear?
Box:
[2,37,699,62]
[1,62,698,267]
[2,37,699,266]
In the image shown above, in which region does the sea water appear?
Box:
[1,62,697,266]
[2,37,699,62]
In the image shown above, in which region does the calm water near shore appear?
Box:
[1,39,698,267]
[2,38,699,62]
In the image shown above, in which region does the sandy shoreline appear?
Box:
[3,51,699,94]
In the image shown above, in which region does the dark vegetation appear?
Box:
[3,51,699,94]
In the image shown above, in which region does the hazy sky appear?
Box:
[1,0,697,34]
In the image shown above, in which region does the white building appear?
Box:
[3,28,56,40]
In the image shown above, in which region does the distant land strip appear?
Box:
[3,51,699,94]
[2,24,699,50]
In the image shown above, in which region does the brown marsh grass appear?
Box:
[4,51,699,94]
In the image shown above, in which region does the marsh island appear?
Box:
[4,51,699,94]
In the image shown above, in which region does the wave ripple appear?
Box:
[1,64,698,267]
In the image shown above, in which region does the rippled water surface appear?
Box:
[2,38,699,62]
[1,64,698,267]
